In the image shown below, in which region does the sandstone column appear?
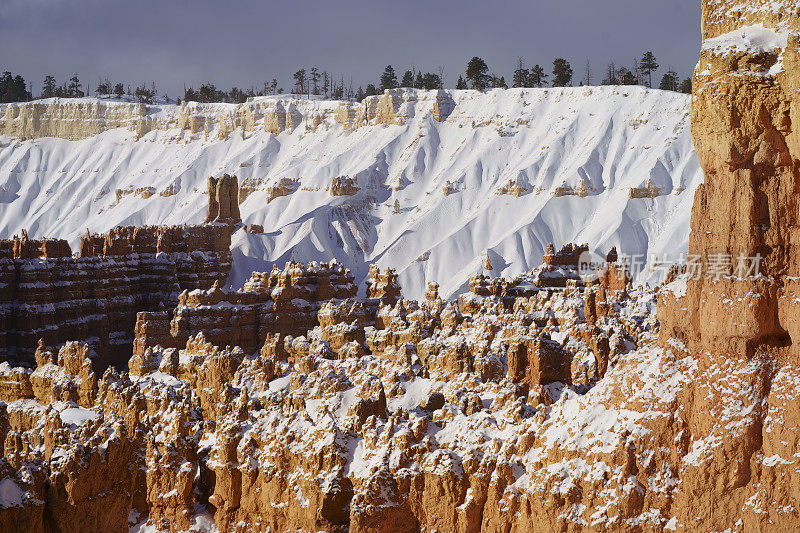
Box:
[660,0,800,359]
[205,174,242,224]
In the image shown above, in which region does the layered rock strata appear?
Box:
[0,224,231,368]
[0,90,459,142]
[660,0,800,358]
[652,1,800,529]
[133,261,358,357]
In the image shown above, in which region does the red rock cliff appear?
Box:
[660,0,800,358]
[0,224,232,369]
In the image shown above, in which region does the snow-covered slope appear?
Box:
[0,87,701,299]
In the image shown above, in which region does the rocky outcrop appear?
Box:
[0,90,461,143]
[133,261,357,356]
[265,178,300,204]
[0,224,232,367]
[330,176,360,196]
[459,243,597,313]
[597,247,631,293]
[237,177,265,204]
[659,0,800,358]
[365,265,401,306]
[0,97,343,140]
[205,174,241,224]
[652,1,800,530]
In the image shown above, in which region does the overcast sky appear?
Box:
[1,0,700,98]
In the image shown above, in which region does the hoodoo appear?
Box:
[205,174,242,224]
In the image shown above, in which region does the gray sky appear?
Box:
[1,0,700,98]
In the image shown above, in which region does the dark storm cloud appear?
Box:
[0,0,700,97]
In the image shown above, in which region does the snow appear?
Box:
[0,479,24,508]
[0,87,701,299]
[702,24,789,56]
[662,275,687,299]
[140,371,182,388]
[388,377,442,412]
[59,406,98,426]
[7,398,45,417]
[268,375,291,391]
[129,504,220,533]
[701,23,792,78]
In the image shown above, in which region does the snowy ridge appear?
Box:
[0,87,701,299]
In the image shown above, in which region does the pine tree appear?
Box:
[498,76,508,89]
[292,69,306,94]
[310,67,321,95]
[42,75,57,98]
[1,71,13,101]
[528,65,547,88]
[659,69,679,91]
[135,83,155,104]
[380,65,398,91]
[466,57,489,90]
[198,83,218,102]
[552,58,573,87]
[401,70,414,87]
[602,62,618,85]
[422,73,441,90]
[393,199,400,214]
[639,51,659,88]
[365,84,379,97]
[679,77,692,94]
[331,76,343,99]
[68,73,83,97]
[620,70,637,85]
[96,78,112,95]
[414,71,424,89]
[584,60,592,86]
[456,75,468,89]
[512,57,529,88]
[113,83,125,99]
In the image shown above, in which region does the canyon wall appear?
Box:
[133,261,359,357]
[0,87,701,300]
[651,1,800,530]
[6,2,800,529]
[0,224,231,369]
[0,90,457,141]
[660,0,800,358]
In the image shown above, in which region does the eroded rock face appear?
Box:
[652,1,800,530]
[330,176,360,197]
[5,3,800,530]
[133,261,358,357]
[0,254,655,532]
[0,224,232,367]
[0,90,460,143]
[660,0,800,358]
[205,174,241,224]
